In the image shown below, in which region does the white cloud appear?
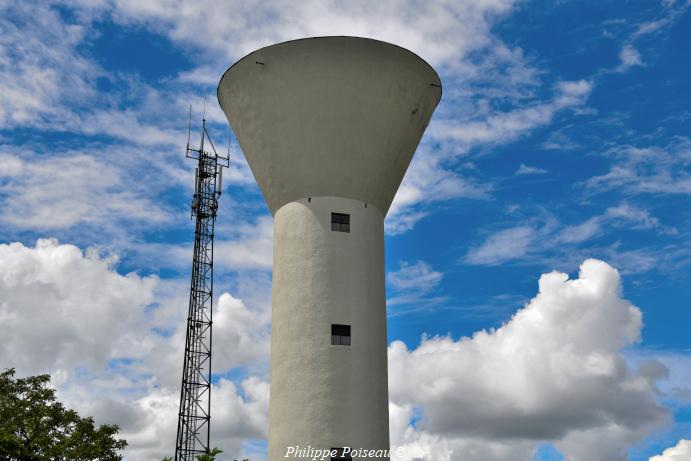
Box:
[389,259,669,461]
[387,260,447,314]
[388,261,443,292]
[0,4,94,127]
[515,163,548,175]
[0,239,157,375]
[215,216,274,270]
[465,225,536,265]
[100,0,517,69]
[626,349,691,406]
[1,240,675,460]
[390,410,536,461]
[430,79,592,148]
[2,3,686,460]
[556,217,602,244]
[386,150,490,235]
[384,210,431,236]
[465,203,675,266]
[58,373,269,461]
[140,215,274,272]
[584,138,691,196]
[557,203,676,244]
[617,44,644,72]
[0,238,271,460]
[0,3,184,146]
[649,440,691,461]
[211,292,271,370]
[0,150,172,232]
[60,0,585,234]
[0,1,601,236]
[604,203,676,234]
[634,1,690,37]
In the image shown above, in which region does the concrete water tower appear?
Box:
[218,36,441,460]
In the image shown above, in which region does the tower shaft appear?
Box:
[270,197,389,459]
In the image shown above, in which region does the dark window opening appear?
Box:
[331,448,353,461]
[331,324,351,346]
[331,212,350,232]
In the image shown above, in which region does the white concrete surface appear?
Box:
[217,37,441,461]
[271,197,388,460]
[217,36,442,215]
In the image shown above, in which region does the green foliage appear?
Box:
[0,368,127,460]
[162,447,249,461]
[195,447,222,461]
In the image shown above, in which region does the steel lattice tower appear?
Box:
[175,112,228,461]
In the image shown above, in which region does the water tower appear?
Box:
[218,36,441,460]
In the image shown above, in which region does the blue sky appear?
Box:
[1,1,690,460]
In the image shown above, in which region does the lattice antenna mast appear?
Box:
[175,106,229,461]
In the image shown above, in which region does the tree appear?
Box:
[195,447,222,461]
[162,447,249,461]
[0,368,127,460]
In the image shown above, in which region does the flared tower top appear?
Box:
[217,36,442,215]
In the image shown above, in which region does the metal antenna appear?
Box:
[186,105,192,151]
[175,105,230,461]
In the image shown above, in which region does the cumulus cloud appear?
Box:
[649,440,691,461]
[388,259,669,461]
[58,373,269,461]
[113,294,269,460]
[0,239,271,460]
[205,292,271,370]
[0,239,157,374]
[1,240,674,460]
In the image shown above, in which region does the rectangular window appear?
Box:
[331,448,352,461]
[331,324,351,346]
[331,212,350,233]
